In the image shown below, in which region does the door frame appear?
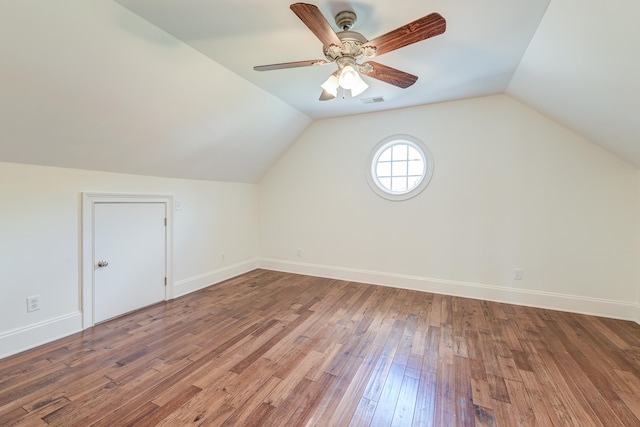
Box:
[81,193,174,329]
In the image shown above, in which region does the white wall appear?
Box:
[3,94,639,360]
[259,95,640,320]
[0,162,259,358]
[637,170,640,323]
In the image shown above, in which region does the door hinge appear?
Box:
[164,277,167,286]
[164,218,167,226]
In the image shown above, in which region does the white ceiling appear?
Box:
[113,0,551,119]
[1,0,639,183]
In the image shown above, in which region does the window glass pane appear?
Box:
[378,147,392,162]
[391,177,407,192]
[378,177,392,191]
[376,161,391,177]
[408,159,424,176]
[408,146,422,161]
[392,160,408,177]
[392,144,408,160]
[409,176,423,189]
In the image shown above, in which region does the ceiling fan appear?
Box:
[253,3,446,101]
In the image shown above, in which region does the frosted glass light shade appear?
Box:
[338,65,358,89]
[350,76,369,96]
[321,74,339,96]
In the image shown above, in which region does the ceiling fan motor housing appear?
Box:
[323,11,377,62]
[324,32,367,61]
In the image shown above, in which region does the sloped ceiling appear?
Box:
[0,0,311,183]
[0,0,638,185]
[507,0,640,167]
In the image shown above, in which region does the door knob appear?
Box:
[97,260,109,268]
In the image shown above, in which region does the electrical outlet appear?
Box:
[27,295,40,312]
[513,268,523,280]
[296,248,302,257]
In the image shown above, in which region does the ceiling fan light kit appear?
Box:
[254,3,446,101]
[320,57,369,100]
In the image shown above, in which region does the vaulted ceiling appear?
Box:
[113,0,550,119]
[1,0,638,183]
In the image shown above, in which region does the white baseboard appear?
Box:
[173,258,260,298]
[0,311,82,360]
[259,259,639,323]
[2,259,635,361]
[0,260,259,361]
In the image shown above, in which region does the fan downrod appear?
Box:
[335,10,356,31]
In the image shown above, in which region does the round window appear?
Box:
[367,135,434,201]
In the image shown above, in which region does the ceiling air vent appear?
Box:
[361,96,384,104]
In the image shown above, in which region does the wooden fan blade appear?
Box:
[361,61,418,88]
[363,13,446,57]
[290,3,344,48]
[254,59,328,71]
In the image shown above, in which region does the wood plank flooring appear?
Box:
[1,269,640,426]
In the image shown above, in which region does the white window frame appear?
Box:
[366,134,434,201]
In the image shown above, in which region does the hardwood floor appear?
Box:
[1,269,640,426]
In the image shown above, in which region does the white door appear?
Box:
[94,202,166,323]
